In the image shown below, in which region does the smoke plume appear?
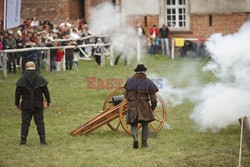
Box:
[190,22,250,131]
[155,22,250,131]
[88,2,146,63]
[89,2,250,131]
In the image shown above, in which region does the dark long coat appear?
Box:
[124,73,159,123]
[15,70,51,110]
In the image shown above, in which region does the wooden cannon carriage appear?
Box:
[70,87,167,136]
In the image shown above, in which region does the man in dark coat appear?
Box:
[15,61,51,145]
[124,64,159,149]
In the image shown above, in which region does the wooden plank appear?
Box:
[46,50,51,73]
[100,46,105,67]
[239,117,250,154]
[2,53,7,79]
[62,48,66,71]
[70,105,121,136]
[243,117,250,154]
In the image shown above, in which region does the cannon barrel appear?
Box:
[112,95,124,106]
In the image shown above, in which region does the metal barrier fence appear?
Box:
[0,43,113,79]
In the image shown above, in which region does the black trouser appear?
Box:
[94,55,101,65]
[114,55,127,66]
[66,54,73,70]
[37,53,44,71]
[7,53,16,73]
[16,53,21,66]
[131,121,148,142]
[21,109,45,138]
[21,57,28,73]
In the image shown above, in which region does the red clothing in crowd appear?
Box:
[56,50,64,62]
[149,28,159,37]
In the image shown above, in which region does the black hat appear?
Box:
[134,64,147,72]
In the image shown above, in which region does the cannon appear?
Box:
[70,87,167,136]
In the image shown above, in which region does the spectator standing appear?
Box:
[0,34,3,69]
[36,38,46,70]
[73,44,80,71]
[93,38,103,66]
[45,39,56,72]
[4,32,17,73]
[16,33,23,67]
[30,17,39,29]
[81,27,91,57]
[65,40,74,70]
[149,25,159,54]
[56,42,64,71]
[135,23,145,62]
[136,23,145,37]
[159,24,170,55]
[21,42,31,73]
[70,29,80,40]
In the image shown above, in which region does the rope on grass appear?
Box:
[237,117,244,167]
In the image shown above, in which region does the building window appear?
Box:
[209,15,213,27]
[166,0,189,30]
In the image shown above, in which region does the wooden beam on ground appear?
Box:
[62,48,66,71]
[100,46,105,67]
[243,117,250,154]
[2,53,7,79]
[239,117,250,154]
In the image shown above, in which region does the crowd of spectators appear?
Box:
[0,16,174,74]
[0,17,101,73]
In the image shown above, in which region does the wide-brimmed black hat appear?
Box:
[134,64,147,72]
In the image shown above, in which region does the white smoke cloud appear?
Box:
[190,83,250,131]
[88,2,147,63]
[190,22,250,130]
[88,2,250,131]
[153,22,250,131]
[149,61,202,107]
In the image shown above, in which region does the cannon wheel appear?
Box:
[103,86,125,131]
[119,94,167,135]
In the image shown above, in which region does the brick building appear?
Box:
[124,0,250,38]
[0,0,110,26]
[1,0,250,38]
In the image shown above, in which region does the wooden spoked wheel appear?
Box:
[103,86,125,131]
[119,94,167,135]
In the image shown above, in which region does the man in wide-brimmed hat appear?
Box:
[15,61,51,145]
[124,64,159,149]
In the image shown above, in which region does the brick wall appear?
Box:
[126,15,159,35]
[126,12,247,47]
[20,0,111,24]
[70,0,85,20]
[21,0,70,24]
[0,0,3,21]
[170,13,247,39]
[127,13,247,43]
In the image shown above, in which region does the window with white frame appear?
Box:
[166,0,189,29]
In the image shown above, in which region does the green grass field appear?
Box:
[0,55,249,167]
